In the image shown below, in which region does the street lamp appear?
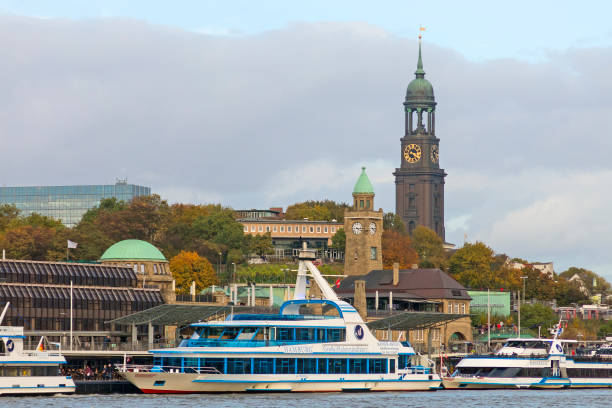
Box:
[217,251,222,281]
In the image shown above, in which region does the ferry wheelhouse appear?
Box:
[121,247,441,393]
[443,334,612,389]
[0,303,75,395]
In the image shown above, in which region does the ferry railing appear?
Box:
[121,364,222,375]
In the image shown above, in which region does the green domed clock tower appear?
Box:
[344,167,383,276]
[393,37,446,239]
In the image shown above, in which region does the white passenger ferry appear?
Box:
[443,327,612,389]
[121,247,441,393]
[0,303,75,395]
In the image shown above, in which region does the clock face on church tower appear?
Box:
[404,144,421,163]
[430,145,439,163]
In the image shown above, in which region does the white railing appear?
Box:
[121,364,222,375]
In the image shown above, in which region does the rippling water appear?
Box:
[5,389,612,408]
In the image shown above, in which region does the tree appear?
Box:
[410,225,446,269]
[331,228,346,252]
[285,200,350,222]
[448,242,496,289]
[556,277,589,306]
[381,230,418,269]
[520,303,558,334]
[383,212,406,235]
[559,267,611,296]
[247,233,274,257]
[191,206,244,251]
[169,251,217,294]
[0,204,20,232]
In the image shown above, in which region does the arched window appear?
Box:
[409,221,416,234]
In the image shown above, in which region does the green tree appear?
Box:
[191,207,244,250]
[169,251,217,294]
[555,277,589,306]
[448,242,496,289]
[383,212,406,235]
[285,200,349,222]
[0,204,20,232]
[247,233,274,257]
[411,225,446,269]
[331,228,346,252]
[559,267,611,296]
[520,303,558,333]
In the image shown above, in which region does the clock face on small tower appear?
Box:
[369,222,377,235]
[404,144,421,163]
[352,222,363,235]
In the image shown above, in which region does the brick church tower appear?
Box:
[344,167,383,276]
[393,37,446,239]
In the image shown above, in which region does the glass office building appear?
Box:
[0,182,151,227]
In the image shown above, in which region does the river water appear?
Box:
[6,389,612,408]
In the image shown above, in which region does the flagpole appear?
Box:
[70,280,73,351]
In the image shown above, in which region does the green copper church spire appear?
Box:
[415,36,425,77]
[352,167,374,194]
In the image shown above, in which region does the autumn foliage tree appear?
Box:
[410,226,447,269]
[381,230,418,269]
[169,251,217,294]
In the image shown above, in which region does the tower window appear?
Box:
[366,199,370,209]
[370,247,377,260]
[354,251,358,260]
[409,184,415,192]
[360,200,364,208]
[409,221,416,235]
[409,197,415,209]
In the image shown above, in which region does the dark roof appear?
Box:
[336,268,471,301]
[0,260,137,288]
[366,312,468,331]
[0,284,163,304]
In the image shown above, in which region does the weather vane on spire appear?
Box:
[419,25,426,40]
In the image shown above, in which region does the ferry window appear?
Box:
[277,327,294,341]
[297,328,315,341]
[327,328,346,342]
[154,357,163,366]
[254,358,274,374]
[327,358,347,374]
[349,359,368,374]
[227,358,251,374]
[277,358,296,374]
[297,358,318,374]
[166,357,181,370]
[184,358,198,372]
[389,359,395,373]
[200,358,224,374]
[369,359,387,374]
[398,355,411,369]
[316,329,325,342]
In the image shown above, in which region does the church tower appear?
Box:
[344,167,383,276]
[393,37,446,240]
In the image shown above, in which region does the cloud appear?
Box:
[1,15,612,279]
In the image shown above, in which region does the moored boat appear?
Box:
[0,303,75,395]
[443,325,612,389]
[121,246,441,393]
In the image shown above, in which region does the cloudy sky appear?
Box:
[1,1,612,279]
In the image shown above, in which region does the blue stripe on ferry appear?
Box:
[192,379,436,383]
[152,350,383,355]
[0,361,65,364]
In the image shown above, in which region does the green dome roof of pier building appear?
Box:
[353,167,374,194]
[100,239,167,261]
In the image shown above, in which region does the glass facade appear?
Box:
[0,182,151,227]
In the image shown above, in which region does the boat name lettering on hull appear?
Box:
[283,345,313,354]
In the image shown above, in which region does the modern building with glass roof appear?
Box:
[0,180,150,227]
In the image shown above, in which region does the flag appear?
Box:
[335,278,341,288]
[67,240,78,249]
[36,337,44,352]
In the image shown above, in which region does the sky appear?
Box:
[1,1,612,280]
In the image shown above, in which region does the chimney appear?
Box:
[354,280,367,320]
[393,262,399,286]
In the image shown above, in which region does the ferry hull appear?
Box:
[0,376,75,395]
[443,376,612,390]
[122,372,440,393]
